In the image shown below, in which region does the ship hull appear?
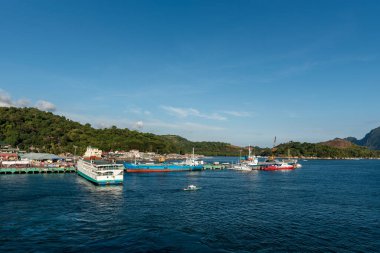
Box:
[261,165,295,171]
[77,170,123,185]
[124,163,203,173]
[77,160,124,185]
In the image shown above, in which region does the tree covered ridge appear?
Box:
[0,107,241,155]
[273,141,380,158]
[0,107,379,158]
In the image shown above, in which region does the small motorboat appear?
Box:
[229,164,252,171]
[184,184,201,191]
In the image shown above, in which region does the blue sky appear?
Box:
[1,0,379,147]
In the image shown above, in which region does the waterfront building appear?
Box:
[83,146,102,160]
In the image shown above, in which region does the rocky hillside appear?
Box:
[345,126,380,150]
[319,138,354,149]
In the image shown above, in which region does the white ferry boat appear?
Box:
[77,159,124,185]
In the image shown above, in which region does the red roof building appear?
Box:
[0,153,18,161]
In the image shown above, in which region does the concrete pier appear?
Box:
[0,167,76,174]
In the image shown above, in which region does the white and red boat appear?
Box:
[261,161,296,171]
[259,137,299,171]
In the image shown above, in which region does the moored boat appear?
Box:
[124,147,204,173]
[123,162,203,173]
[261,161,296,171]
[229,163,252,171]
[258,138,299,171]
[77,159,124,185]
[245,145,259,166]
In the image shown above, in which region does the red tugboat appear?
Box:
[261,161,296,171]
[260,137,298,171]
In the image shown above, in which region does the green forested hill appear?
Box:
[160,135,243,156]
[1,107,379,158]
[273,141,380,158]
[0,107,241,155]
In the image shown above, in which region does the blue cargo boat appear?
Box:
[124,148,203,173]
[123,162,203,173]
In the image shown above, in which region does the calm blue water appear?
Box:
[1,159,379,252]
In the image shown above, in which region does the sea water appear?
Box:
[1,159,379,252]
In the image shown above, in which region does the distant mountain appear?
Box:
[345,126,380,150]
[319,138,354,149]
[344,137,358,143]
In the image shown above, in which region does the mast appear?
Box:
[270,136,277,161]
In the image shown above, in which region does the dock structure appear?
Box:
[0,167,76,174]
[202,164,228,170]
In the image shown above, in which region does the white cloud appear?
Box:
[59,111,134,130]
[182,122,224,131]
[134,120,144,130]
[16,99,31,107]
[128,107,151,116]
[161,106,226,120]
[284,110,299,119]
[222,110,252,117]
[142,119,225,131]
[97,121,112,129]
[61,111,224,133]
[161,106,195,118]
[0,90,31,108]
[0,90,13,107]
[35,100,56,112]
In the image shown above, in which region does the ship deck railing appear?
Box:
[0,166,76,174]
